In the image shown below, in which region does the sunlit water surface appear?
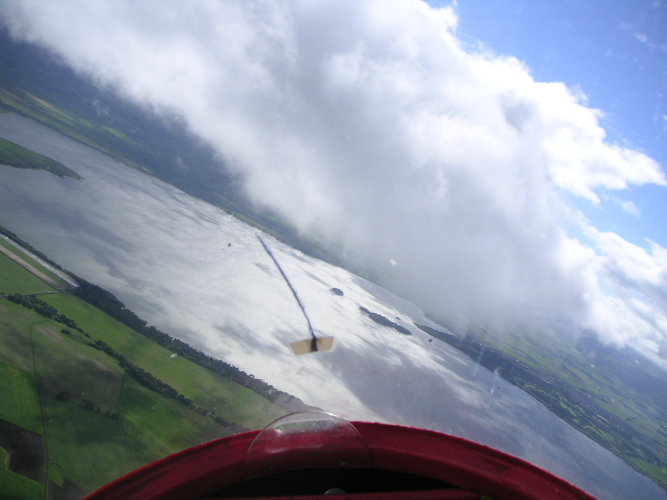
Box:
[0,113,664,499]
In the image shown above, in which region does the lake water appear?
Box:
[0,113,664,499]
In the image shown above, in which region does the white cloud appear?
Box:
[619,199,641,217]
[579,229,667,350]
[605,195,641,216]
[1,0,666,353]
[588,230,667,305]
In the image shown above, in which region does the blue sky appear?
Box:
[432,0,667,249]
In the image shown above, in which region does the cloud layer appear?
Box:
[2,0,666,355]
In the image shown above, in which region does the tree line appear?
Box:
[4,292,245,431]
[90,338,194,407]
[7,294,81,331]
[73,280,309,412]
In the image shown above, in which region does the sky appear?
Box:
[446,0,667,249]
[1,0,666,363]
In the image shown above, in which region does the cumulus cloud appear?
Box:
[1,0,666,353]
[577,229,667,361]
[589,230,667,311]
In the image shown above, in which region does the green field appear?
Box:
[0,456,44,500]
[0,252,54,295]
[0,241,290,498]
[32,323,124,412]
[0,237,73,290]
[42,293,285,429]
[43,398,133,492]
[0,364,43,435]
[119,381,222,465]
[0,301,40,373]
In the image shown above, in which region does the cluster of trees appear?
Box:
[74,280,308,412]
[55,391,120,420]
[55,391,71,402]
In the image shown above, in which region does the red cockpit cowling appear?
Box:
[84,412,596,500]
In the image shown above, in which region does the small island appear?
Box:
[0,136,83,180]
[359,306,412,335]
